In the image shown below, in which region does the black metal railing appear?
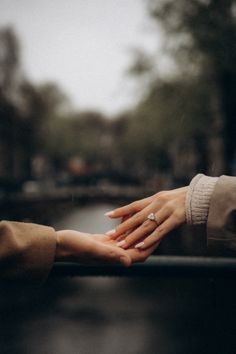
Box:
[51,255,236,278]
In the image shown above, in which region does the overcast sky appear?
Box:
[0,0,159,115]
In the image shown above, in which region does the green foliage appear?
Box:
[120,0,236,176]
[116,77,213,176]
[0,27,21,96]
[46,112,113,166]
[146,0,236,173]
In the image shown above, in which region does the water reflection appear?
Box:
[53,203,119,233]
[1,276,236,354]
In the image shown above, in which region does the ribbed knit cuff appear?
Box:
[186,174,218,225]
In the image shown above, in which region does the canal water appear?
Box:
[53,202,119,233]
[1,203,236,354]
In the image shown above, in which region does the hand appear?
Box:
[125,241,161,262]
[55,230,132,266]
[105,187,188,250]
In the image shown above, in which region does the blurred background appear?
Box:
[0,0,236,353]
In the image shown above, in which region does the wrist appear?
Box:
[55,230,71,261]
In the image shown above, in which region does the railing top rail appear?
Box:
[51,255,236,278]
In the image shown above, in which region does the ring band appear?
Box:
[147,212,158,225]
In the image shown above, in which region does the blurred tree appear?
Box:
[46,111,112,171]
[127,48,155,90]
[20,81,70,154]
[0,27,21,98]
[0,26,71,185]
[0,27,25,185]
[117,77,213,182]
[148,0,236,174]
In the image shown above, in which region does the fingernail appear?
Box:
[117,240,126,247]
[106,229,116,236]
[135,242,145,249]
[105,211,114,217]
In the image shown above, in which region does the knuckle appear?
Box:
[156,190,166,197]
[142,220,152,229]
[173,210,180,221]
[157,227,165,236]
[172,213,181,226]
[133,213,141,222]
[168,199,175,208]
[115,225,122,233]
[124,237,132,246]
[163,204,172,214]
[115,207,124,215]
[156,191,168,202]
[126,234,140,245]
[132,201,139,209]
[174,209,184,220]
[166,200,176,211]
[151,231,159,239]
[116,226,126,235]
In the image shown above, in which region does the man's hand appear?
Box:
[55,230,132,266]
[125,241,161,263]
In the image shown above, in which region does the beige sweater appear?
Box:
[0,221,56,283]
[186,174,236,254]
[186,174,219,225]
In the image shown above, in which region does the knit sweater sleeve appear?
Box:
[185,174,218,225]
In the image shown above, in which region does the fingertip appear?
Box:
[104,211,115,217]
[106,229,116,236]
[134,241,145,249]
[117,240,126,247]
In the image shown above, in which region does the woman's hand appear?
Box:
[105,187,188,250]
[55,230,132,266]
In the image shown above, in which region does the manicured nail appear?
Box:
[135,242,145,249]
[117,240,126,247]
[105,211,114,217]
[106,229,116,236]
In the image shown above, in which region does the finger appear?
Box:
[116,234,126,242]
[126,241,160,263]
[135,215,179,250]
[107,198,172,240]
[107,211,143,240]
[106,214,136,240]
[117,219,156,249]
[104,197,152,219]
[93,242,131,267]
[118,205,172,248]
[121,213,133,223]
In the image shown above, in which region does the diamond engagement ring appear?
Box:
[147,212,158,225]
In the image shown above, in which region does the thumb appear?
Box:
[117,247,132,267]
[112,246,132,267]
[94,242,131,267]
[119,253,132,267]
